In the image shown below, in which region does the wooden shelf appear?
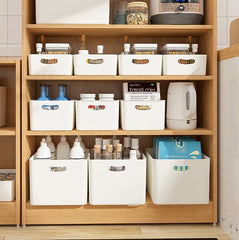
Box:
[26,24,213,37]
[0,201,17,225]
[27,128,213,136]
[0,127,16,136]
[0,60,19,67]
[26,75,213,81]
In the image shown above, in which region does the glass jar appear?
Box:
[126,2,148,25]
[113,0,129,24]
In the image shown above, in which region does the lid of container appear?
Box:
[161,44,190,51]
[132,44,158,50]
[99,94,114,99]
[80,94,96,99]
[45,43,70,49]
[78,50,89,55]
[127,2,148,9]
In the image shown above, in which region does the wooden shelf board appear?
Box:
[0,60,17,67]
[26,128,213,136]
[0,126,16,136]
[0,200,17,225]
[26,24,213,37]
[26,75,213,81]
[25,196,214,225]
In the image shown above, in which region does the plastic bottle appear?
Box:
[113,139,120,151]
[95,138,102,149]
[70,140,84,160]
[102,139,111,159]
[192,44,198,54]
[97,45,104,54]
[123,136,131,159]
[105,145,113,159]
[129,150,137,160]
[36,43,43,54]
[56,85,68,101]
[76,136,86,151]
[37,85,50,101]
[116,144,122,160]
[56,136,70,160]
[94,145,101,160]
[45,85,51,100]
[46,136,55,160]
[36,138,51,160]
[131,138,141,159]
[124,43,130,54]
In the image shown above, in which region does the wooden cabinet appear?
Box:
[22,0,217,225]
[0,60,21,225]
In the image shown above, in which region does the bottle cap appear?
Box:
[131,138,139,150]
[97,45,104,54]
[80,94,96,100]
[78,50,89,55]
[116,143,122,151]
[36,43,43,52]
[99,94,114,100]
[94,145,101,153]
[106,144,113,152]
[124,137,131,148]
[113,139,120,148]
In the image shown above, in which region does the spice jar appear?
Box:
[126,2,148,25]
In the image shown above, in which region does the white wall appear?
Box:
[0,0,22,58]
[218,0,239,49]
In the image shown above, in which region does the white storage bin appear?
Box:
[76,100,119,130]
[28,54,73,75]
[29,156,88,206]
[74,54,117,75]
[163,55,207,75]
[30,100,75,131]
[118,55,162,75]
[36,0,110,24]
[89,155,146,205]
[121,100,165,130]
[146,149,210,205]
[0,169,15,201]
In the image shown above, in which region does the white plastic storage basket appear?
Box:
[76,100,119,130]
[0,169,15,201]
[163,55,207,75]
[118,55,162,75]
[89,155,146,205]
[30,100,75,131]
[29,156,88,206]
[121,100,165,130]
[35,0,110,24]
[28,54,73,75]
[74,54,117,75]
[146,149,210,205]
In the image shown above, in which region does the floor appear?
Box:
[0,224,231,240]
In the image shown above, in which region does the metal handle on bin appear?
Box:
[178,59,195,65]
[40,59,58,64]
[50,167,67,172]
[132,59,149,64]
[42,105,59,111]
[173,165,190,171]
[135,105,151,110]
[87,59,104,64]
[108,166,126,172]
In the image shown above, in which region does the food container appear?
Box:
[118,55,162,75]
[146,149,210,205]
[74,54,117,75]
[0,169,16,201]
[29,156,88,205]
[121,100,165,130]
[28,54,73,75]
[45,43,71,54]
[36,0,110,24]
[161,44,190,55]
[89,154,146,205]
[126,2,148,25]
[30,100,75,131]
[132,44,158,55]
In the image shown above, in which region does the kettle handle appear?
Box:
[184,85,196,119]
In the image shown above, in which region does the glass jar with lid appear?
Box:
[126,2,148,25]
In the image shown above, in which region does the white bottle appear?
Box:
[99,94,114,101]
[70,140,84,160]
[46,136,55,160]
[36,138,51,160]
[76,136,86,151]
[56,136,70,160]
[124,43,130,55]
[129,150,137,160]
[97,45,104,54]
[131,138,141,159]
[36,43,43,54]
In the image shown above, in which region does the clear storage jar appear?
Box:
[126,2,148,25]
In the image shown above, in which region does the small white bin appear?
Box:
[89,155,146,205]
[36,0,110,24]
[74,54,117,75]
[29,156,88,206]
[0,169,15,201]
[163,55,207,75]
[146,149,210,205]
[121,100,165,130]
[118,55,162,75]
[30,100,75,131]
[76,100,119,130]
[28,54,73,75]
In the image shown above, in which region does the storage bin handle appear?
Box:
[178,59,195,65]
[135,105,151,110]
[173,166,190,171]
[50,167,67,172]
[42,105,59,111]
[88,105,105,111]
[132,59,149,65]
[40,59,58,64]
[108,166,126,172]
[87,59,104,64]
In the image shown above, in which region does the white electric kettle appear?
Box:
[167,82,197,130]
